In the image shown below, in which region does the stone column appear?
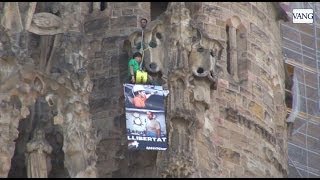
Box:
[229,25,238,81]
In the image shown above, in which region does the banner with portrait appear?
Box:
[123,83,169,151]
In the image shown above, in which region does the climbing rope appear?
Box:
[140,29,144,70]
[139,29,152,70]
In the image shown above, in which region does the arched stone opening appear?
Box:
[7,97,69,178]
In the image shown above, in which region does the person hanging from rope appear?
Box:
[135,18,148,53]
[128,52,143,84]
[128,18,157,85]
[128,52,157,85]
[140,18,147,30]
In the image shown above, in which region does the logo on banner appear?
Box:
[292,9,314,23]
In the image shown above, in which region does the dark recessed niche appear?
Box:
[151,2,169,21]
[100,2,106,11]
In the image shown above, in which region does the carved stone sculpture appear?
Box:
[126,4,222,90]
[25,129,53,178]
[0,2,289,178]
[0,2,97,178]
[125,2,223,177]
[25,2,64,35]
[27,13,64,35]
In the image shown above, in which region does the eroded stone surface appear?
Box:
[0,2,288,178]
[124,2,287,178]
[0,2,97,178]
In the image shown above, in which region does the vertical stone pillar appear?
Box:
[229,26,238,81]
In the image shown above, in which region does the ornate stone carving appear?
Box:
[125,4,222,89]
[24,2,64,35]
[25,128,53,178]
[189,22,223,84]
[27,13,64,35]
[126,2,223,177]
[0,3,96,177]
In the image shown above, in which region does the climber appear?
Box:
[129,84,157,108]
[127,18,158,85]
[140,18,148,30]
[128,52,156,85]
[128,52,142,84]
[145,111,161,138]
[135,18,148,53]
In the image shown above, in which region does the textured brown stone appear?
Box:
[113,2,138,9]
[112,10,122,17]
[250,23,270,44]
[84,17,110,34]
[248,101,264,120]
[217,146,241,165]
[122,9,133,16]
[0,2,291,179]
[110,16,137,29]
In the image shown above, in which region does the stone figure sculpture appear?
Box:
[0,2,96,178]
[25,129,53,178]
[125,2,224,177]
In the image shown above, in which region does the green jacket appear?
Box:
[128,58,140,76]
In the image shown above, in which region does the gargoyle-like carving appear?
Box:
[189,23,223,85]
[125,3,224,178]
[125,19,168,86]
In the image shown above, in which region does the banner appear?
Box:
[123,84,168,151]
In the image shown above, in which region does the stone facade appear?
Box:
[0,2,289,178]
[122,2,288,178]
[82,2,151,177]
[0,2,97,178]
